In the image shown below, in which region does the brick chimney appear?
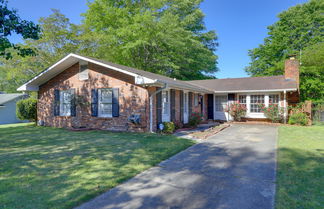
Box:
[284,55,299,87]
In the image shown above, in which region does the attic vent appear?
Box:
[79,60,89,80]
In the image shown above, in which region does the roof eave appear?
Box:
[213,88,298,93]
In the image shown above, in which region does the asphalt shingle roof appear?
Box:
[0,94,26,105]
[186,75,297,92]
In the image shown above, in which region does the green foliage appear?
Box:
[188,112,202,127]
[225,102,247,121]
[260,103,283,123]
[245,0,324,101]
[16,98,37,121]
[288,112,308,126]
[162,122,175,134]
[312,101,324,124]
[82,0,218,80]
[0,9,80,92]
[299,42,324,101]
[0,0,40,59]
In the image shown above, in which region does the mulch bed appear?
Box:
[190,123,230,140]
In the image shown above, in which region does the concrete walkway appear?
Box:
[76,124,278,209]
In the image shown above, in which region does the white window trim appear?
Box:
[182,91,189,124]
[98,88,113,118]
[214,94,229,121]
[237,93,281,118]
[162,90,170,122]
[60,90,71,116]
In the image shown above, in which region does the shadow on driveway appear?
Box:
[76,124,277,209]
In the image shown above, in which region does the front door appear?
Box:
[214,95,228,121]
[183,92,189,124]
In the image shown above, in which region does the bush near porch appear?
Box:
[0,123,194,209]
[225,102,247,121]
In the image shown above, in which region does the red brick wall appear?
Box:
[285,58,300,86]
[38,62,149,132]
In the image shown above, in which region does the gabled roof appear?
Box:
[17,53,211,93]
[0,93,26,105]
[186,76,298,93]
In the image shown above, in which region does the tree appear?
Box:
[245,0,324,102]
[82,0,218,80]
[16,98,37,122]
[299,42,324,101]
[0,9,80,92]
[245,0,324,76]
[0,0,40,59]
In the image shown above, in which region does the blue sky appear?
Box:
[8,0,308,78]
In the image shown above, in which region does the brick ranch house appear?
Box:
[18,53,299,132]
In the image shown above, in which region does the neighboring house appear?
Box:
[0,93,28,125]
[17,53,299,132]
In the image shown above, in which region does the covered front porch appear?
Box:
[205,90,297,122]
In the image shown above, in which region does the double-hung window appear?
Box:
[250,95,264,113]
[239,95,247,107]
[194,94,199,106]
[60,90,72,116]
[269,94,279,105]
[98,88,113,117]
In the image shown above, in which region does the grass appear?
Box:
[0,123,194,209]
[276,125,324,209]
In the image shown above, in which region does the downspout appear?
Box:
[149,83,168,133]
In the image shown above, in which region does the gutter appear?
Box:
[149,83,168,133]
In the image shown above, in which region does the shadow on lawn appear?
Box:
[0,125,193,209]
[276,147,323,209]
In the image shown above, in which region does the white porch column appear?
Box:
[265,95,269,107]
[246,95,251,114]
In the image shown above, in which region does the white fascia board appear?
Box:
[17,53,155,91]
[213,88,297,93]
[66,54,157,85]
[17,53,76,91]
[17,84,39,91]
[154,80,212,94]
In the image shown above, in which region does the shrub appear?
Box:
[16,98,37,122]
[288,112,308,126]
[173,120,183,130]
[188,112,202,127]
[260,103,283,123]
[162,122,175,134]
[225,102,247,121]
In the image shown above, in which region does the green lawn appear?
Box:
[0,123,194,209]
[276,125,324,209]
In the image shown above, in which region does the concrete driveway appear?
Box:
[76,124,277,209]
